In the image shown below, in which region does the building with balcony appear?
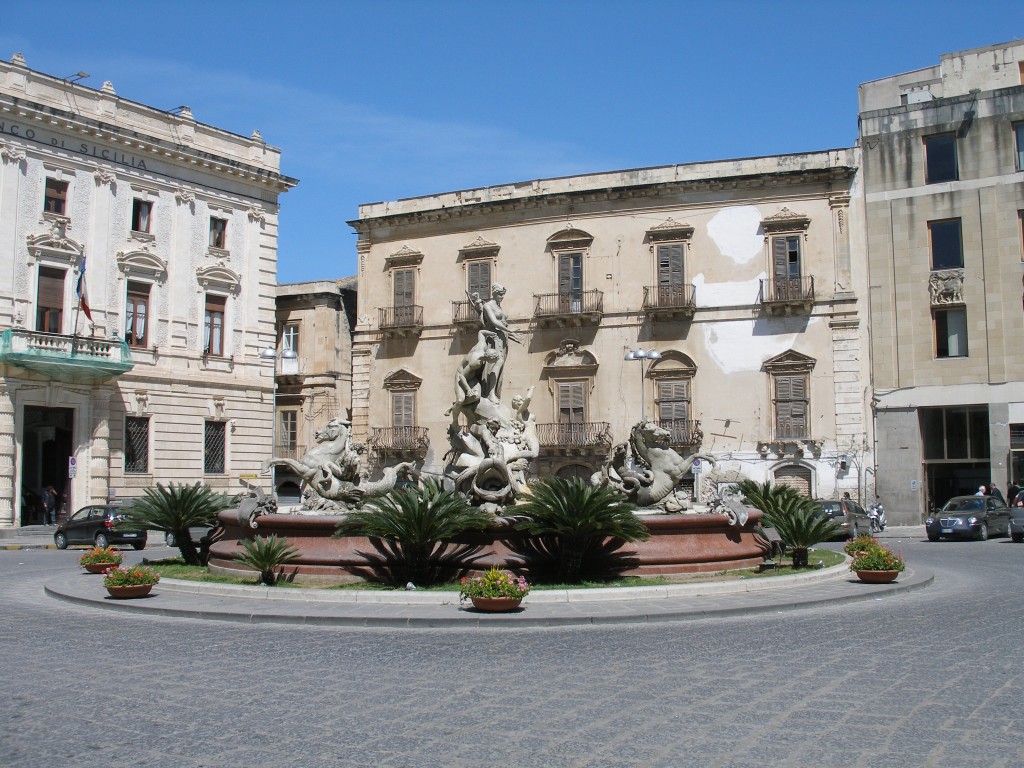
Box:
[0,54,296,527]
[349,150,872,498]
[858,41,1024,521]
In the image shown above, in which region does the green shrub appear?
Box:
[737,480,842,568]
[235,534,300,586]
[119,482,232,565]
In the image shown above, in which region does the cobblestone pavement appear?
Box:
[2,532,1023,768]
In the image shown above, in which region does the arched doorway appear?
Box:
[773,464,813,497]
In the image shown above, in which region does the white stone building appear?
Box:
[0,54,296,528]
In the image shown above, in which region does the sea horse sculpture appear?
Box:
[592,420,716,511]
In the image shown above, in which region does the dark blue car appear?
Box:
[925,495,1011,541]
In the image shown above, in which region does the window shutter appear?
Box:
[558,253,583,296]
[558,381,585,423]
[775,374,807,438]
[772,237,789,281]
[657,244,684,288]
[392,392,415,428]
[37,267,66,308]
[658,380,690,422]
[467,261,491,298]
[393,269,415,307]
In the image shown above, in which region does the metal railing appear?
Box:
[759,276,815,304]
[533,290,604,318]
[273,443,301,461]
[656,419,703,447]
[642,284,696,311]
[369,426,430,454]
[537,421,612,450]
[378,305,424,330]
[451,299,481,325]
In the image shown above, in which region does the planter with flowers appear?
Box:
[102,564,160,599]
[459,567,531,612]
[79,546,123,574]
[844,535,905,583]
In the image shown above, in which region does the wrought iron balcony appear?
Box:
[378,305,423,338]
[533,290,603,328]
[642,285,697,321]
[537,421,612,455]
[451,299,481,332]
[369,426,430,458]
[272,443,302,461]
[0,329,134,382]
[657,419,704,449]
[758,276,815,315]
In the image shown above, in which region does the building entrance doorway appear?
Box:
[20,406,73,527]
[925,461,989,513]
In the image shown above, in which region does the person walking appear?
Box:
[42,486,58,526]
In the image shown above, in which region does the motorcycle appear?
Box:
[868,500,887,533]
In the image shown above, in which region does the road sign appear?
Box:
[68,456,77,479]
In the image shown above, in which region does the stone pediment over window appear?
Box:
[196,264,241,295]
[117,249,168,281]
[383,245,424,270]
[541,339,598,377]
[762,349,816,374]
[645,218,694,243]
[546,227,593,252]
[383,368,422,392]
[761,208,810,236]
[648,351,697,380]
[458,236,500,261]
[27,218,83,265]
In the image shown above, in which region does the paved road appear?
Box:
[2,534,1022,768]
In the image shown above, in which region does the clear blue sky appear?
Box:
[3,1,1021,282]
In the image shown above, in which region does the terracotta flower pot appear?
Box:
[83,562,120,574]
[854,569,900,584]
[469,596,522,612]
[105,583,155,599]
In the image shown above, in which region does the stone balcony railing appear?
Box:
[0,328,134,382]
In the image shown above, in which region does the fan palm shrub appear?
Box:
[736,479,841,567]
[334,478,493,586]
[512,477,649,583]
[119,482,233,566]
[236,534,300,586]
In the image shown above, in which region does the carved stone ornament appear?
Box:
[458,236,500,259]
[383,245,424,270]
[117,250,168,281]
[93,168,117,186]
[929,269,964,306]
[196,264,241,295]
[212,396,226,419]
[546,227,593,253]
[383,368,423,392]
[760,207,811,235]
[0,142,27,164]
[175,188,196,206]
[646,218,695,242]
[542,340,598,377]
[134,390,150,417]
[247,206,266,224]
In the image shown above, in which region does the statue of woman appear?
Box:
[477,284,521,402]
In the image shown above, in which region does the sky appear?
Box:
[3,1,1021,283]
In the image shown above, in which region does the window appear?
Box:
[556,380,587,443]
[124,417,150,473]
[392,268,416,325]
[929,219,963,270]
[204,420,226,474]
[209,217,227,249]
[125,281,150,347]
[391,391,415,428]
[44,178,68,215]
[924,133,958,183]
[657,380,691,442]
[36,266,66,333]
[280,410,298,451]
[1015,123,1024,171]
[282,323,299,355]
[773,373,808,439]
[771,236,802,298]
[921,406,989,460]
[935,307,968,358]
[558,252,583,311]
[656,243,685,298]
[131,199,152,233]
[467,260,491,301]
[204,294,226,356]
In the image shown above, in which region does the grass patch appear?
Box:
[146,548,844,590]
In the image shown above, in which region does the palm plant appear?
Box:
[736,479,841,567]
[512,477,649,583]
[119,482,233,566]
[334,478,493,586]
[236,535,300,586]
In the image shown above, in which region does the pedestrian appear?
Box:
[988,482,1005,504]
[42,486,58,526]
[1007,480,1020,505]
[975,485,986,496]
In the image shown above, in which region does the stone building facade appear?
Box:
[349,150,874,504]
[0,54,296,527]
[859,41,1024,520]
[269,277,355,504]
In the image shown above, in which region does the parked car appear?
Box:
[53,504,147,550]
[164,526,217,547]
[1008,491,1024,543]
[814,498,869,539]
[925,495,1012,541]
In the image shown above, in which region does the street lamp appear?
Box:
[623,347,662,419]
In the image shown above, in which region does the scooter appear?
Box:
[868,500,887,532]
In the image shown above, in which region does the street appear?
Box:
[1,534,1022,768]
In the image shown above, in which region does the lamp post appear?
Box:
[260,346,297,496]
[623,347,662,419]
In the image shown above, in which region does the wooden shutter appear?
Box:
[658,380,690,422]
[657,244,684,288]
[558,381,586,424]
[392,392,415,428]
[775,374,807,438]
[393,269,415,307]
[37,267,66,309]
[772,237,790,281]
[558,253,582,296]
[467,261,491,298]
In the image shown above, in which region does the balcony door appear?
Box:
[772,236,801,300]
[36,267,66,333]
[557,381,586,444]
[393,269,416,325]
[656,243,684,306]
[557,252,583,312]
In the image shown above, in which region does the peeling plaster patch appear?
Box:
[703,316,821,374]
[693,273,762,308]
[707,206,763,264]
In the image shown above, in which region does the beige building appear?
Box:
[0,54,296,528]
[859,41,1024,520]
[268,277,355,503]
[349,149,874,503]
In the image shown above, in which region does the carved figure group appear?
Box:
[929,269,964,305]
